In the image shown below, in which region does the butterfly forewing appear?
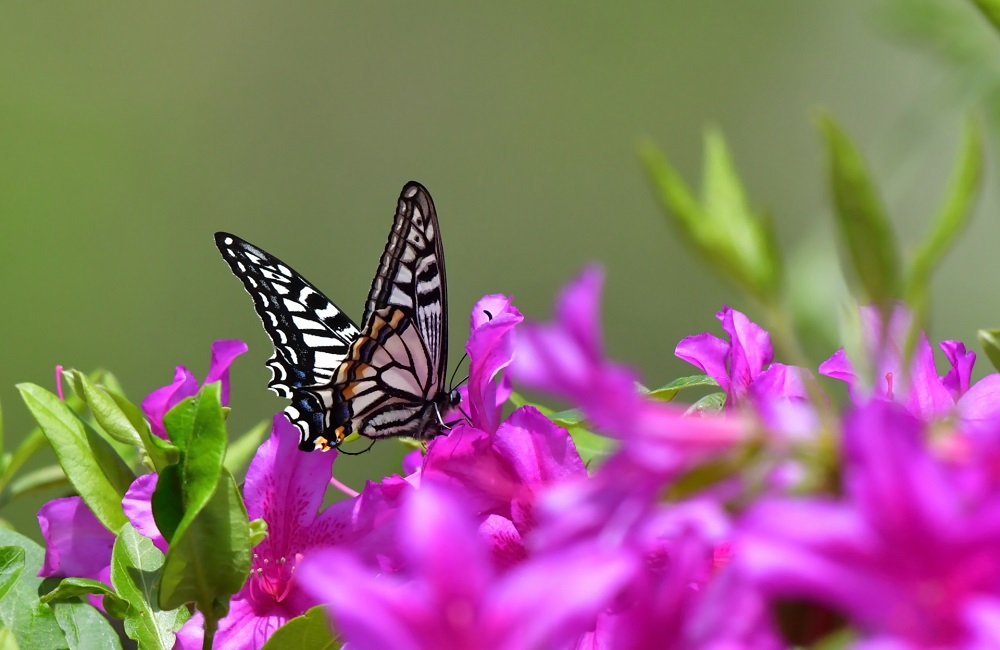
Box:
[362,182,449,394]
[215,232,361,446]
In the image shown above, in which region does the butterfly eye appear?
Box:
[448,389,462,407]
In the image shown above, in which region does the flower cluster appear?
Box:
[31,269,1000,650]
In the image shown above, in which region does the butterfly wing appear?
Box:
[215,232,360,448]
[329,182,450,443]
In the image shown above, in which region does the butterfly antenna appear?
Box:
[448,352,469,391]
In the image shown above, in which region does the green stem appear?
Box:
[202,612,218,650]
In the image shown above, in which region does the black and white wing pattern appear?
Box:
[214,232,361,447]
[328,181,453,445]
[215,181,454,453]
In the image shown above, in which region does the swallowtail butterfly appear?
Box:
[215,181,458,452]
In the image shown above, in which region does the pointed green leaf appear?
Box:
[978,329,1000,372]
[0,547,25,603]
[105,388,178,473]
[818,114,902,304]
[52,600,123,650]
[16,384,129,531]
[646,375,719,402]
[224,419,270,475]
[905,117,984,305]
[159,472,251,614]
[151,465,184,544]
[111,524,189,650]
[65,370,142,448]
[261,606,340,650]
[684,392,727,415]
[164,384,228,512]
[0,529,71,649]
[40,577,128,619]
[971,0,1000,33]
[1,465,68,507]
[640,134,782,303]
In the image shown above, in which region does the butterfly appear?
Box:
[215,181,459,452]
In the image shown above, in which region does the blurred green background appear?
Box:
[2,1,998,536]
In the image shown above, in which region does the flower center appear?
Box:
[250,551,302,603]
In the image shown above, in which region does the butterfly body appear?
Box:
[216,181,456,452]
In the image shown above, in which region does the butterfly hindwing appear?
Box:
[215,232,361,446]
[334,305,440,440]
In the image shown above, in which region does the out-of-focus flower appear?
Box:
[298,486,635,650]
[737,402,1000,648]
[510,267,746,472]
[820,306,1000,434]
[142,339,247,439]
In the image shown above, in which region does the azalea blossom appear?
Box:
[675,305,816,437]
[818,306,1000,435]
[510,267,747,472]
[298,486,635,650]
[142,339,247,438]
[176,414,382,649]
[737,401,1000,648]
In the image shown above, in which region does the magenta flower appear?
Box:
[464,294,523,433]
[37,474,166,610]
[510,267,747,472]
[421,406,586,557]
[176,413,364,649]
[737,401,1000,648]
[37,497,116,586]
[675,306,814,436]
[142,339,247,438]
[820,306,1000,433]
[298,486,635,650]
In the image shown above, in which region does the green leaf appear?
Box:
[646,375,719,402]
[639,133,782,303]
[979,329,1000,372]
[16,384,130,532]
[684,392,727,415]
[40,578,128,619]
[261,606,340,650]
[905,117,984,307]
[52,601,123,650]
[818,113,902,305]
[111,524,189,650]
[65,370,143,448]
[163,385,228,511]
[224,419,269,475]
[249,518,268,547]
[0,528,72,649]
[159,472,251,615]
[970,0,1000,34]
[0,547,25,603]
[104,388,178,472]
[154,383,250,616]
[1,465,68,507]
